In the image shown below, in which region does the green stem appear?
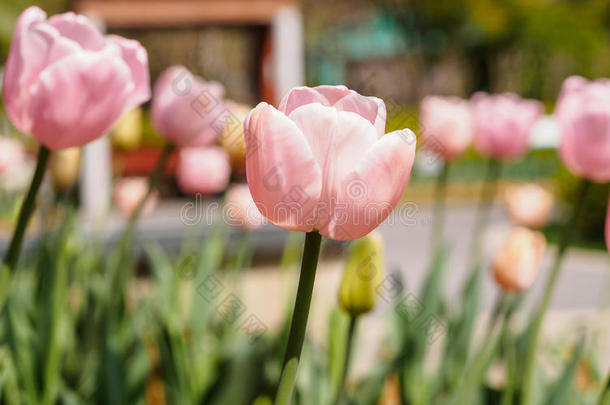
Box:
[108,142,174,314]
[521,179,591,405]
[3,145,51,271]
[599,369,610,405]
[459,293,511,405]
[485,292,508,341]
[335,315,358,405]
[275,231,322,405]
[129,142,174,229]
[430,162,450,253]
[118,142,174,257]
[468,158,501,267]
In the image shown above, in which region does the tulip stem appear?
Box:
[468,158,501,267]
[430,162,450,253]
[275,230,322,405]
[335,315,358,405]
[599,369,610,405]
[128,142,174,230]
[459,293,511,405]
[2,145,51,271]
[118,142,174,256]
[485,292,508,341]
[521,178,591,405]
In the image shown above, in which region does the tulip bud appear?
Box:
[114,177,157,218]
[245,85,415,241]
[493,227,546,292]
[471,92,542,160]
[224,184,265,230]
[0,137,26,176]
[504,183,554,229]
[176,147,231,195]
[112,108,142,150]
[152,66,225,147]
[220,101,250,171]
[556,76,610,182]
[339,231,384,317]
[419,96,474,161]
[52,147,81,191]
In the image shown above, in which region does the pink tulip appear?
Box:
[472,92,543,160]
[152,66,225,147]
[114,177,157,217]
[419,96,473,161]
[0,137,26,175]
[3,7,150,150]
[555,76,610,182]
[224,184,265,230]
[245,85,416,241]
[176,147,231,195]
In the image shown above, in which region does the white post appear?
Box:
[80,135,112,225]
[272,6,304,102]
[79,13,113,226]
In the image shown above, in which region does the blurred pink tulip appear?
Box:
[3,7,150,150]
[0,138,26,175]
[152,66,225,147]
[472,92,542,160]
[504,183,554,229]
[555,76,610,182]
[114,177,157,218]
[245,85,416,241]
[176,147,231,195]
[493,227,546,292]
[419,96,473,161]
[224,184,265,230]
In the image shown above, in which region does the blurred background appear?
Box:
[1,0,609,255]
[1,0,610,390]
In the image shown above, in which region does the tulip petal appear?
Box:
[288,103,378,178]
[277,86,332,115]
[106,35,151,108]
[3,7,79,132]
[318,129,416,240]
[27,52,132,150]
[246,102,322,231]
[333,92,386,136]
[314,85,350,105]
[47,11,106,50]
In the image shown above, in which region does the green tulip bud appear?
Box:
[339,231,384,317]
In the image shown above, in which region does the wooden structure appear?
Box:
[74,0,304,222]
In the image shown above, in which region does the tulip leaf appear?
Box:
[543,338,585,405]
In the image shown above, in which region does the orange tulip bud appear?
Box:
[504,183,554,229]
[493,227,546,292]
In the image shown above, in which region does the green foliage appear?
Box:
[0,196,606,404]
[373,0,610,95]
[0,0,70,61]
[549,168,609,250]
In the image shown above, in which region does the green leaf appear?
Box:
[543,338,585,405]
[328,308,350,402]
